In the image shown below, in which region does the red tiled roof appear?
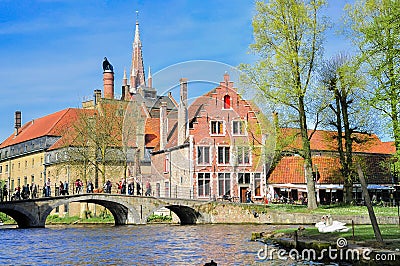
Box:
[0,108,89,149]
[47,108,97,150]
[145,118,160,148]
[280,128,395,155]
[268,152,393,185]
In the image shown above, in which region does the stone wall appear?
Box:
[199,202,399,225]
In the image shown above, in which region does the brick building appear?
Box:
[151,73,272,202]
[268,129,396,203]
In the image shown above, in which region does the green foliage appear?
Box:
[241,0,329,210]
[344,0,400,151]
[45,213,114,224]
[267,203,398,216]
[46,215,81,224]
[241,204,269,214]
[0,213,15,224]
[147,214,172,223]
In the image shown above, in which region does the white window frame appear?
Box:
[197,172,211,197]
[217,146,230,165]
[236,146,251,165]
[232,120,246,136]
[210,120,225,136]
[238,172,251,184]
[217,172,231,197]
[197,146,211,165]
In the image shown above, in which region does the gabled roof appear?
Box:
[0,108,89,149]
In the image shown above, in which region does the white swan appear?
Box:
[315,215,349,233]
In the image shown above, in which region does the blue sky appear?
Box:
[0,0,354,142]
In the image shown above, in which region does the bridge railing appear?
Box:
[3,183,198,201]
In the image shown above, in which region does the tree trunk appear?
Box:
[356,163,383,244]
[340,87,354,204]
[299,96,317,209]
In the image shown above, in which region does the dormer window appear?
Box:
[223,95,231,109]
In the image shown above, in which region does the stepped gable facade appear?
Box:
[151,73,270,202]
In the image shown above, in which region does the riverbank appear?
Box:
[1,203,399,226]
[252,224,400,265]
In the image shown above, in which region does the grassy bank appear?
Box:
[275,224,400,241]
[46,214,114,224]
[266,203,399,217]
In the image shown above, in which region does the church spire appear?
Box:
[130,11,146,89]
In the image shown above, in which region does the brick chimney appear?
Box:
[15,111,21,136]
[178,78,188,146]
[160,102,168,150]
[103,70,114,99]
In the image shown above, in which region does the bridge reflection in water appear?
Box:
[0,194,212,228]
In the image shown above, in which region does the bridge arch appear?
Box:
[146,204,203,225]
[0,205,39,228]
[39,195,142,226]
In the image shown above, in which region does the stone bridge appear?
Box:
[0,194,213,228]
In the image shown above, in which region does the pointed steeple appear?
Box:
[130,11,146,89]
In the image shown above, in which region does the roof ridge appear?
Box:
[43,108,73,136]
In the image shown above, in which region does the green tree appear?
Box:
[344,0,400,164]
[319,54,375,203]
[59,99,142,189]
[241,0,327,209]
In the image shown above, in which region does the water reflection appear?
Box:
[0,224,303,265]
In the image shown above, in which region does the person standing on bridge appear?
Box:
[45,178,51,197]
[31,183,37,199]
[64,181,69,195]
[59,181,64,196]
[2,184,7,202]
[145,180,151,196]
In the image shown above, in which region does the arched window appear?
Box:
[223,95,231,109]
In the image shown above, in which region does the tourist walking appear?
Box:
[87,181,94,193]
[136,179,141,196]
[246,188,253,203]
[59,181,64,195]
[31,183,37,199]
[104,180,112,193]
[116,180,122,194]
[145,180,151,196]
[75,179,83,194]
[2,184,8,202]
[64,181,69,195]
[45,178,51,197]
[128,182,134,195]
[12,186,21,200]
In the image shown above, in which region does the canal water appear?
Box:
[0,224,330,265]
